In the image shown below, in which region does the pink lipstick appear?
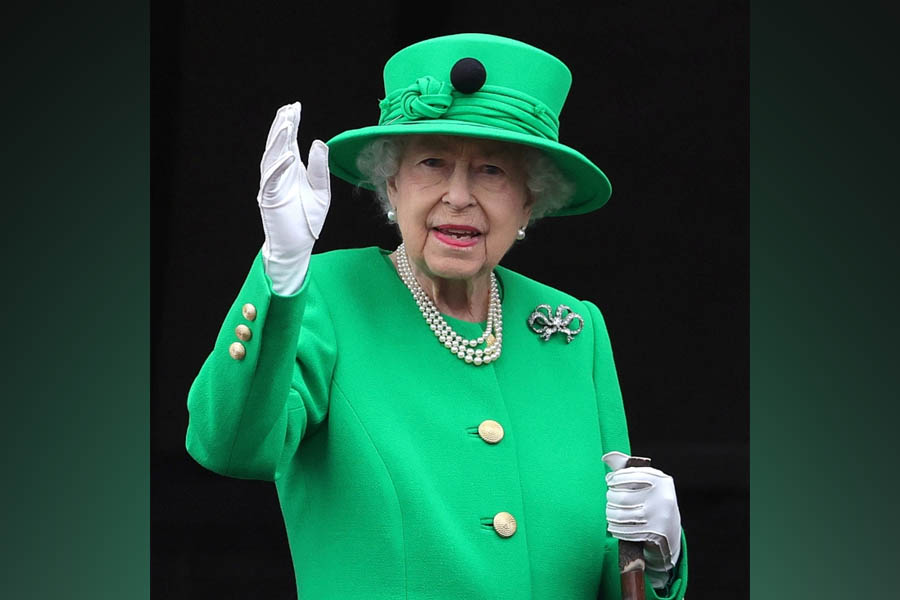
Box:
[432,225,482,248]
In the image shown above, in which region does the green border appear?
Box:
[751,2,900,598]
[0,3,149,598]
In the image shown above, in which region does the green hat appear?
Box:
[326,33,611,217]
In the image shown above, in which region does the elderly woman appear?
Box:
[186,33,687,599]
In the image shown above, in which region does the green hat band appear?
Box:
[377,75,561,142]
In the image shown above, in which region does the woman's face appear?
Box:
[387,135,533,283]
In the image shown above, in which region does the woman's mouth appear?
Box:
[432,225,482,248]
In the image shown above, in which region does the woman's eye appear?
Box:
[481,164,504,175]
[421,158,443,168]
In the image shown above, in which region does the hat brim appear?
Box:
[326,120,611,217]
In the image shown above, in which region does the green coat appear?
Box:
[186,247,688,599]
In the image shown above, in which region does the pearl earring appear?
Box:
[516,227,526,240]
[387,208,397,223]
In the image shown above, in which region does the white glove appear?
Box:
[602,451,682,586]
[257,102,331,296]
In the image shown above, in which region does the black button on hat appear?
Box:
[450,58,487,94]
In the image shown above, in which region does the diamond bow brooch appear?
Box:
[527,304,584,343]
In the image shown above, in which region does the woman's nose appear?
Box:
[443,162,476,209]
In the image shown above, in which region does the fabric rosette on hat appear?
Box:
[327,33,612,217]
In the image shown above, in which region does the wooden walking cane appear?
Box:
[617,456,652,600]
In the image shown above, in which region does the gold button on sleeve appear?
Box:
[241,303,257,321]
[493,511,517,538]
[235,324,252,341]
[478,420,504,444]
[228,342,246,360]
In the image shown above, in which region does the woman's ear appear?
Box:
[523,193,535,221]
[386,176,398,200]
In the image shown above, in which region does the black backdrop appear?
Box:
[152,1,748,597]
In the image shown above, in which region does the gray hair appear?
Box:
[355,136,574,223]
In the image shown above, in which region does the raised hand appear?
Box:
[257,102,331,295]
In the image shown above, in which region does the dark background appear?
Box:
[153,1,747,598]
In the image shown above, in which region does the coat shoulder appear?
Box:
[495,265,593,312]
[309,246,384,271]
[308,246,390,286]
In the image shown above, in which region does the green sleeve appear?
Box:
[185,251,336,481]
[585,301,688,599]
[597,534,689,600]
[646,531,689,600]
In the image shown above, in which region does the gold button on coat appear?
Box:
[477,420,504,444]
[492,512,517,538]
[235,324,252,341]
[229,342,246,360]
[241,303,257,321]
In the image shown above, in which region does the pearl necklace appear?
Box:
[395,243,503,366]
